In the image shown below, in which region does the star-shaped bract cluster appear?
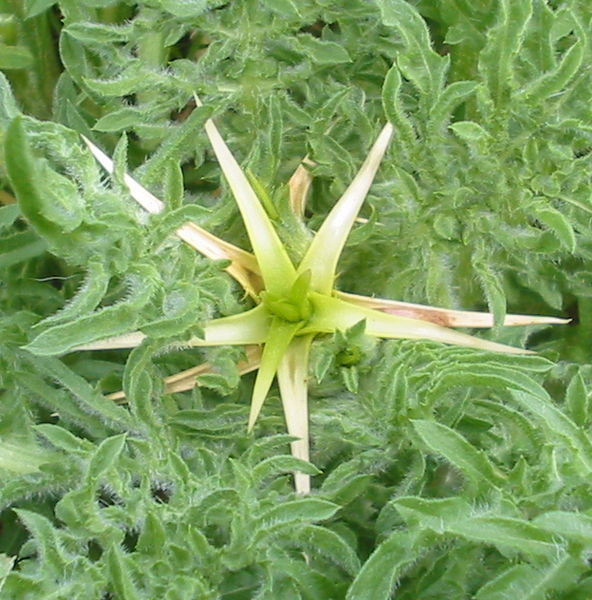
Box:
[76,98,565,494]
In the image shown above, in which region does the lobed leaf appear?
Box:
[26,265,158,355]
[346,531,424,600]
[412,419,504,490]
[257,498,340,531]
[293,524,361,576]
[478,0,533,110]
[378,0,448,97]
[14,510,67,575]
[87,433,127,480]
[33,262,110,328]
[5,117,66,243]
[32,356,134,431]
[475,553,585,600]
[511,391,592,474]
[107,545,142,600]
[34,424,92,455]
[566,371,589,427]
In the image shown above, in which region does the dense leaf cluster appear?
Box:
[1,0,592,598]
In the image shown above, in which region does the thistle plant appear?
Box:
[4,1,592,596]
[15,96,564,495]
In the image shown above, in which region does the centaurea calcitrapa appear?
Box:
[75,96,566,494]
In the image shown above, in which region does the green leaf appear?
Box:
[14,510,65,574]
[393,496,471,532]
[34,424,91,454]
[311,342,334,383]
[252,455,320,483]
[87,433,127,479]
[347,531,422,600]
[159,0,210,18]
[24,0,57,18]
[0,72,20,123]
[475,554,585,600]
[566,371,589,426]
[321,464,372,506]
[245,169,279,221]
[64,22,133,44]
[478,0,533,109]
[136,511,167,554]
[0,230,47,268]
[170,406,245,433]
[296,35,352,65]
[472,249,507,326]
[93,107,142,132]
[315,88,349,123]
[18,371,110,438]
[412,420,503,489]
[122,342,158,429]
[163,158,184,210]
[449,121,491,143]
[25,304,143,355]
[519,11,586,102]
[25,264,157,355]
[531,203,576,252]
[5,117,64,243]
[33,262,110,328]
[86,73,148,98]
[377,0,448,97]
[0,438,45,474]
[428,81,478,135]
[341,366,359,394]
[511,391,592,474]
[476,565,539,600]
[0,554,15,592]
[432,364,550,400]
[0,43,33,69]
[32,356,133,431]
[141,282,204,339]
[138,103,212,183]
[432,213,460,241]
[62,98,95,138]
[534,511,592,546]
[262,0,301,17]
[270,557,336,598]
[191,488,241,519]
[294,525,361,576]
[475,561,568,600]
[257,498,340,529]
[107,545,142,600]
[475,399,541,457]
[394,497,556,555]
[425,246,455,307]
[254,95,283,185]
[381,65,417,156]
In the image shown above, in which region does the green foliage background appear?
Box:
[1,0,592,597]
